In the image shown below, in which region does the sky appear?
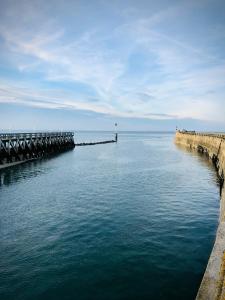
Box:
[0,0,225,131]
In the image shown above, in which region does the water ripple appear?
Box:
[0,132,219,300]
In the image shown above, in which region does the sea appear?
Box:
[0,131,220,300]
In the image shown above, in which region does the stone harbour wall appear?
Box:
[175,131,225,300]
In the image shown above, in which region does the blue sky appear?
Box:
[0,0,225,131]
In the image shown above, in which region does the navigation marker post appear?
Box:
[115,123,118,143]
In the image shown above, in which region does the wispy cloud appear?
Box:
[0,0,224,127]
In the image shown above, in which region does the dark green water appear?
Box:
[0,132,219,300]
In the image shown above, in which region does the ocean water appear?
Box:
[0,132,220,300]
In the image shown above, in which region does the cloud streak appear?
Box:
[0,0,225,127]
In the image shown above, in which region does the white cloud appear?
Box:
[0,0,224,124]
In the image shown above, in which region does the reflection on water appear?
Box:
[0,150,74,187]
[0,161,45,186]
[175,143,220,187]
[0,132,220,300]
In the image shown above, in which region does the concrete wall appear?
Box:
[175,131,225,300]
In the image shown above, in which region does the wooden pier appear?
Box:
[0,132,75,168]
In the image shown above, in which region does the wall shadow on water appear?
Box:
[0,150,74,187]
[175,142,221,194]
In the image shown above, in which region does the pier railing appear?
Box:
[0,132,74,141]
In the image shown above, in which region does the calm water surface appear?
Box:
[0,132,219,300]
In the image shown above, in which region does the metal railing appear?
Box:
[0,132,74,140]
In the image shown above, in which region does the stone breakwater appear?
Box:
[175,131,225,300]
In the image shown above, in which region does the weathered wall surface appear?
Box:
[175,131,225,300]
